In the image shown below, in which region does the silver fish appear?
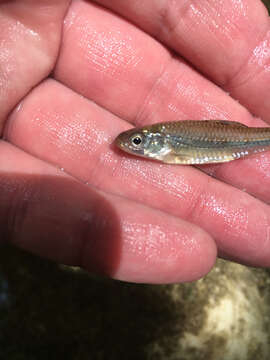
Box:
[115,120,270,164]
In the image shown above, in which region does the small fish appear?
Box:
[115,120,270,164]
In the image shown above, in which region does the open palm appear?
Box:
[1,0,270,283]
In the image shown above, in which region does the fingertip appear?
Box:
[108,199,217,284]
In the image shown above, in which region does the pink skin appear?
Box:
[1,0,270,283]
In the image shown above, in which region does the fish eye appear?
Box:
[131,134,143,146]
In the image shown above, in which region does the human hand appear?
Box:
[1,0,270,283]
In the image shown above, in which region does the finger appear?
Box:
[92,0,270,121]
[55,0,255,126]
[53,1,270,201]
[0,141,216,283]
[6,79,270,267]
[0,0,70,131]
[198,155,270,203]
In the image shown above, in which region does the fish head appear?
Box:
[115,127,166,159]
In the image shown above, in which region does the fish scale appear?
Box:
[115,120,270,165]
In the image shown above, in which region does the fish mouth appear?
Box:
[115,128,136,148]
[114,133,127,149]
[115,132,146,156]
